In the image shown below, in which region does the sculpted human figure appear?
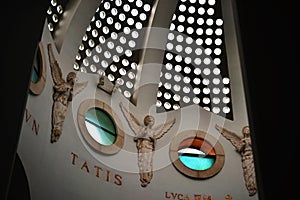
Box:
[47,43,87,143]
[120,102,176,187]
[215,124,257,196]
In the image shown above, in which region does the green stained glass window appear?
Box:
[178,138,216,171]
[31,67,39,83]
[31,44,42,83]
[85,107,117,146]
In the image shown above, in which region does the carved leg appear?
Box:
[242,154,257,196]
[136,140,154,187]
[51,101,67,143]
[138,151,153,187]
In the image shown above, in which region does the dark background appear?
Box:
[1,1,291,200]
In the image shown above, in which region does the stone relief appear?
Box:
[215,124,257,196]
[47,43,88,143]
[120,102,176,187]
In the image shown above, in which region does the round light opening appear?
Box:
[31,46,43,83]
[178,137,216,171]
[85,107,117,146]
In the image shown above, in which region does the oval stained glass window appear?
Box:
[178,137,216,171]
[31,66,40,83]
[31,43,43,83]
[78,99,124,155]
[29,42,46,95]
[85,107,117,146]
[170,130,224,179]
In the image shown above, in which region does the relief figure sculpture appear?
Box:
[47,43,87,143]
[215,124,257,196]
[120,102,176,187]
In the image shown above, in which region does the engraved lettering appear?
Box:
[178,194,183,200]
[165,192,171,199]
[71,152,78,165]
[106,170,110,182]
[114,174,122,186]
[184,194,190,200]
[71,152,123,187]
[25,108,40,136]
[164,193,214,200]
[31,119,39,135]
[94,165,102,178]
[81,161,90,173]
[171,193,178,199]
[25,108,31,123]
[203,195,211,200]
[194,195,201,200]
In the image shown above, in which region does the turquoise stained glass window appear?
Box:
[178,138,216,171]
[31,44,42,83]
[31,67,39,83]
[85,107,117,146]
